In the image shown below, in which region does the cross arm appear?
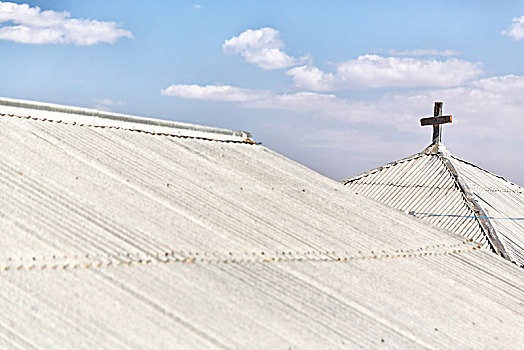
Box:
[420,115,452,126]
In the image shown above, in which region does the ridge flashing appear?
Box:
[0,97,252,142]
[435,143,509,258]
[422,141,449,156]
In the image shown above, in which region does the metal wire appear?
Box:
[408,211,524,221]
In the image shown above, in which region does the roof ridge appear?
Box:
[0,97,253,142]
[0,112,258,145]
[436,149,508,258]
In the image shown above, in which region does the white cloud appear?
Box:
[389,49,459,57]
[502,16,524,40]
[287,55,482,91]
[162,75,524,143]
[252,91,344,115]
[286,65,336,91]
[161,84,269,102]
[223,29,477,90]
[223,27,302,70]
[194,4,202,9]
[472,74,524,93]
[92,98,126,112]
[0,1,132,45]
[95,98,126,106]
[162,83,380,124]
[335,55,482,89]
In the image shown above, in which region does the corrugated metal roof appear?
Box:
[344,142,524,266]
[1,98,524,348]
[449,154,524,265]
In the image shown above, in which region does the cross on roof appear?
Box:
[420,101,452,144]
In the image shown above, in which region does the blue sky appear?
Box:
[2,1,524,184]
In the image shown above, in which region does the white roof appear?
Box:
[1,98,524,348]
[344,142,524,267]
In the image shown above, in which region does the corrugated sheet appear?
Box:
[1,99,524,348]
[343,151,487,245]
[450,155,524,266]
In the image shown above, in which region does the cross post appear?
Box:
[420,102,452,144]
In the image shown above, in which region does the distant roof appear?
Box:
[344,142,524,267]
[1,98,524,348]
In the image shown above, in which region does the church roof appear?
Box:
[1,97,524,348]
[343,113,524,267]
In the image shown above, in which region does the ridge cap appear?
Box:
[436,151,508,259]
[0,97,253,142]
[422,142,449,156]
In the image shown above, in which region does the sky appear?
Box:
[1,1,524,184]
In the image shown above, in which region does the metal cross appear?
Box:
[420,102,452,144]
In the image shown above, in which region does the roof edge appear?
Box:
[342,142,452,185]
[449,153,523,189]
[427,142,522,189]
[341,151,425,184]
[0,97,253,142]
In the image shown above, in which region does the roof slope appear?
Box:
[1,98,524,348]
[344,142,524,267]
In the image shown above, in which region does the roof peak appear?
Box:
[422,141,450,156]
[0,97,253,142]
